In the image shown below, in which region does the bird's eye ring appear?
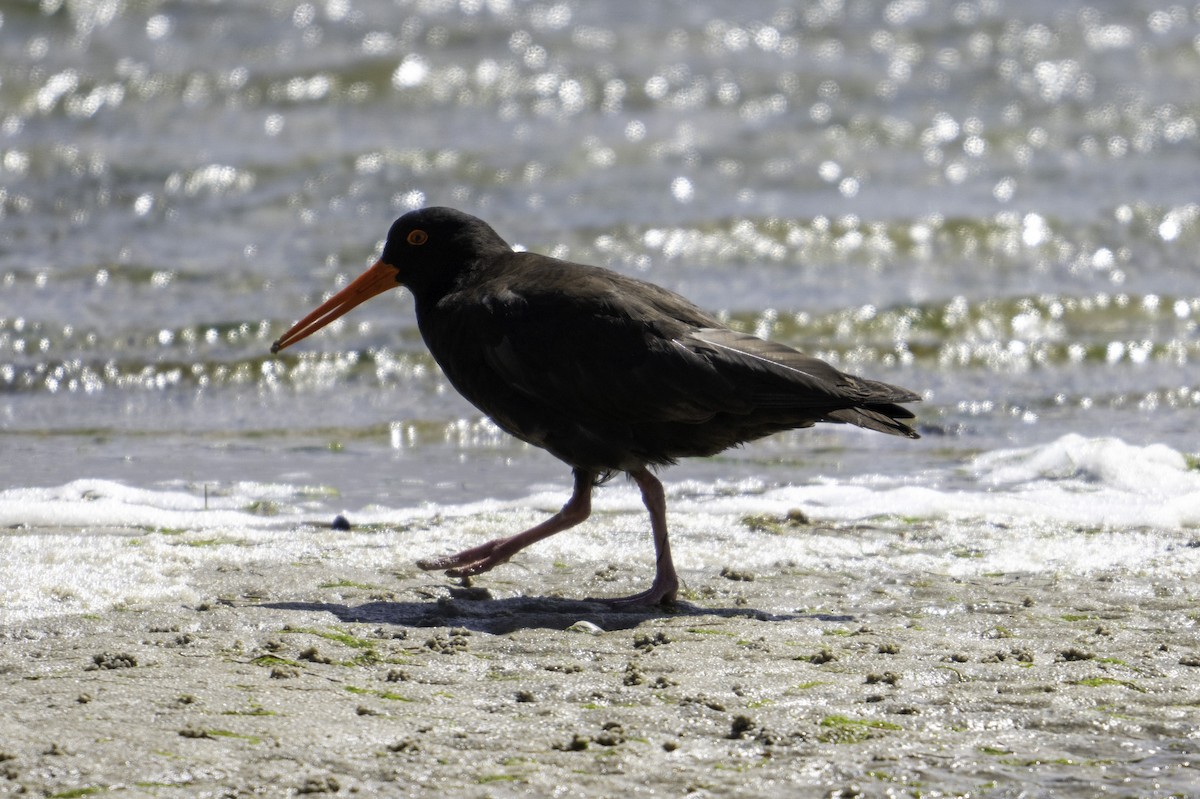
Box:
[407,229,429,246]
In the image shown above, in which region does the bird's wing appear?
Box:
[686,328,920,437]
[684,327,919,410]
[466,299,744,425]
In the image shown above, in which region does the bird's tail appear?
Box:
[824,405,919,439]
[824,377,920,438]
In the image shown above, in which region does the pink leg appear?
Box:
[417,468,594,578]
[603,467,679,607]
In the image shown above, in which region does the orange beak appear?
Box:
[271,259,399,353]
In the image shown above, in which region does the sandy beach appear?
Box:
[3,518,1198,798]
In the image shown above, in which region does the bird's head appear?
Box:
[270,207,509,354]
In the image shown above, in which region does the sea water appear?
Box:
[1,2,1198,620]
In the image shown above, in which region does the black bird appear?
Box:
[272,207,920,605]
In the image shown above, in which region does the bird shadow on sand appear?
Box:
[260,593,851,635]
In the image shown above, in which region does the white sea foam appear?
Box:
[695,432,1200,529]
[1,435,1196,624]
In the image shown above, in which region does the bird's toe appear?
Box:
[416,555,456,571]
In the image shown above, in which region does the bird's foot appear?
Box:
[590,574,679,608]
[416,538,512,578]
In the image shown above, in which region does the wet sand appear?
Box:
[2,523,1198,798]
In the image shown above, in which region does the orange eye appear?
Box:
[406,229,429,245]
